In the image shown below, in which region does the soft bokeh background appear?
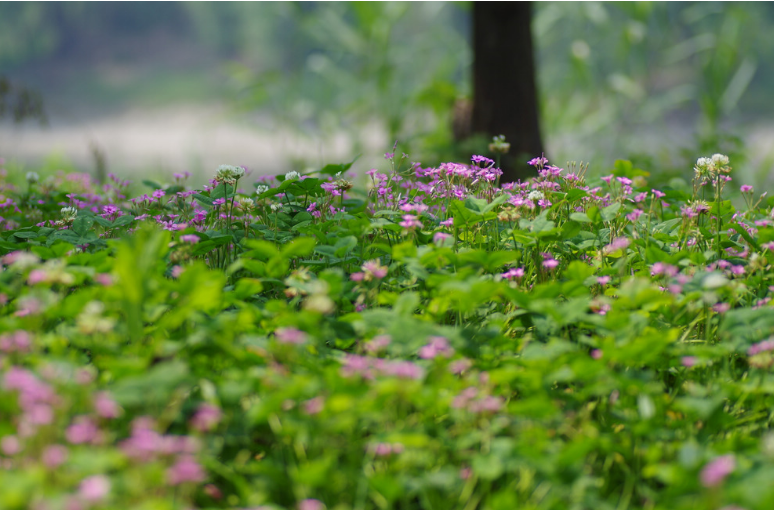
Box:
[2,2,774,187]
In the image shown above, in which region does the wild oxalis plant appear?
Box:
[1,145,774,509]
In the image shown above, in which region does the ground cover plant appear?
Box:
[2,145,774,510]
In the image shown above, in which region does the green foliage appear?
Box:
[1,149,774,510]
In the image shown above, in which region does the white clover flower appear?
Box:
[284,171,300,181]
[215,164,244,182]
[235,197,254,211]
[694,157,714,180]
[25,171,39,184]
[255,185,269,195]
[703,273,728,290]
[711,154,730,167]
[270,203,281,212]
[60,207,78,221]
[527,190,545,202]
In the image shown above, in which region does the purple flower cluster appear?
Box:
[341,354,424,380]
[418,336,454,359]
[451,386,504,413]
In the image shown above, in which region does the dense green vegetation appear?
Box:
[2,143,774,509]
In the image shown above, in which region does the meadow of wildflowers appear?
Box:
[1,143,774,510]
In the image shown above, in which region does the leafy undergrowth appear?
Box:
[1,150,774,510]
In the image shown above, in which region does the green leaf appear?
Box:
[92,216,113,228]
[564,260,594,282]
[209,183,235,200]
[316,155,360,176]
[334,236,358,257]
[111,215,135,228]
[142,179,162,190]
[472,454,504,480]
[587,205,602,223]
[727,223,760,251]
[72,216,94,237]
[193,193,214,207]
[561,220,582,240]
[600,202,621,221]
[12,231,38,239]
[570,212,592,223]
[565,189,589,202]
[281,237,316,258]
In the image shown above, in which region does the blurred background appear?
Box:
[2,1,774,187]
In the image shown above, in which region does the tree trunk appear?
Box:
[472,2,544,182]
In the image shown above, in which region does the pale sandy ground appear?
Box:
[0,105,389,182]
[2,104,774,188]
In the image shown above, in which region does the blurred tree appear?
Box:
[0,76,46,124]
[471,3,544,182]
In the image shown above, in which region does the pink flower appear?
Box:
[0,330,31,353]
[372,443,393,456]
[468,395,504,413]
[1,435,21,455]
[364,335,391,354]
[449,359,472,374]
[681,356,697,367]
[700,455,735,487]
[167,455,206,485]
[171,265,184,278]
[418,336,454,359]
[42,444,68,468]
[350,272,365,281]
[597,276,611,286]
[713,303,730,314]
[303,396,325,415]
[740,185,753,193]
[399,214,423,229]
[501,267,524,280]
[204,484,223,499]
[362,260,388,279]
[626,209,643,222]
[275,327,307,345]
[27,403,54,425]
[94,274,113,286]
[369,442,403,456]
[651,262,678,277]
[179,234,199,244]
[93,392,121,419]
[75,369,94,385]
[603,237,630,255]
[190,403,222,432]
[433,232,451,245]
[78,475,110,502]
[299,499,325,510]
[14,297,42,317]
[66,417,100,444]
[591,349,603,360]
[28,269,48,285]
[748,339,774,356]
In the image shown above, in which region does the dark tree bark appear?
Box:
[472,2,544,182]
